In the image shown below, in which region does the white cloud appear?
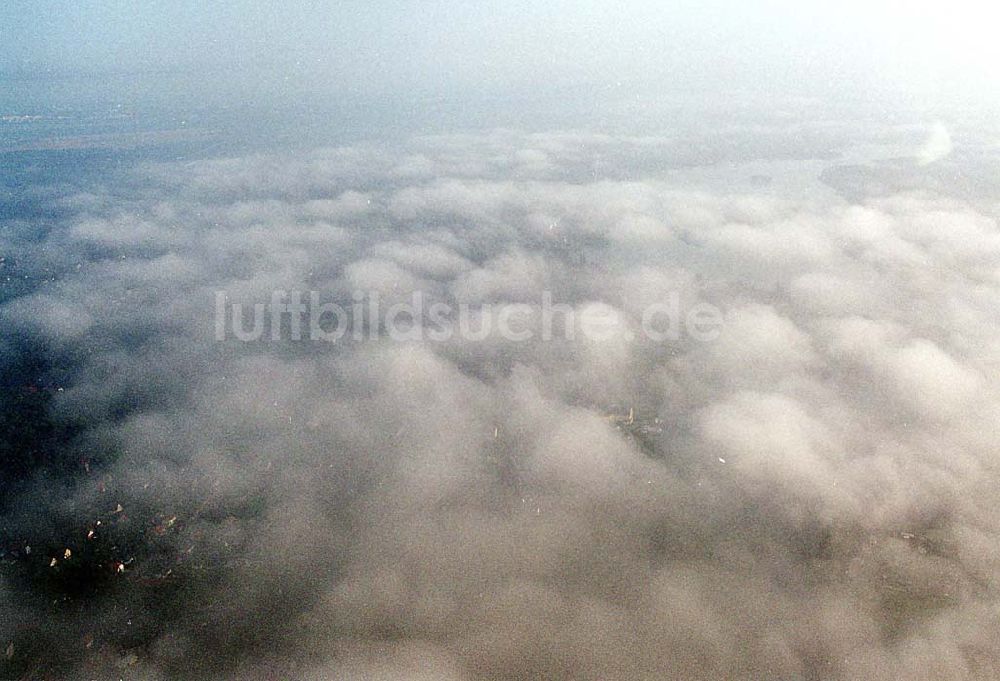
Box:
[2,125,999,680]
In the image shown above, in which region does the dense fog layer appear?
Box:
[2,117,1000,679]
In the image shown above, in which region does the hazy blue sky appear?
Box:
[2,0,998,110]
